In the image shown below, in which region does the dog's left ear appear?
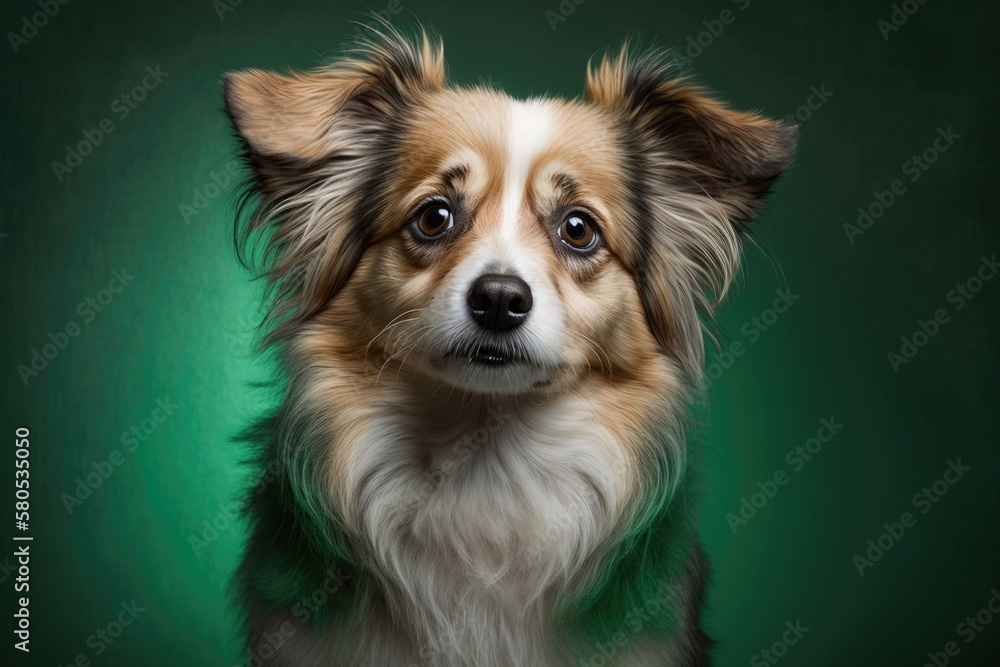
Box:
[586,49,797,381]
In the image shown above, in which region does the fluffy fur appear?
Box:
[224,26,795,667]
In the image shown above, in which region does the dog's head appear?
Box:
[225,30,795,396]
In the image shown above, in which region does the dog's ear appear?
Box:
[224,33,445,168]
[224,31,445,345]
[223,68,357,164]
[586,49,796,382]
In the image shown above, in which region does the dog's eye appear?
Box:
[559,212,598,250]
[416,203,454,238]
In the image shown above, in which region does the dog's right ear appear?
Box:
[224,32,445,176]
[223,68,356,164]
[224,31,445,345]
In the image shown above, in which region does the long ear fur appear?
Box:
[224,28,445,346]
[586,48,797,383]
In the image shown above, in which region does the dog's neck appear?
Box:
[338,384,624,663]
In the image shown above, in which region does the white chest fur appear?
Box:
[336,392,633,666]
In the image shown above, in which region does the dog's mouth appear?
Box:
[445,343,528,367]
[427,340,555,393]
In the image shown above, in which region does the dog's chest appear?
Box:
[342,396,632,665]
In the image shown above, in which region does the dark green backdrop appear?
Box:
[2,0,998,664]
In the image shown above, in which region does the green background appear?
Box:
[2,0,998,664]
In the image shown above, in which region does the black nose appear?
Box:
[467,274,533,331]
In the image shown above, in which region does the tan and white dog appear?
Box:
[224,27,794,667]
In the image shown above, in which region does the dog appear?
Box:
[223,26,795,667]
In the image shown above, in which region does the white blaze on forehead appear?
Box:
[499,99,555,242]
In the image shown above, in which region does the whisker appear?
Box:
[569,328,613,380]
[394,327,434,380]
[363,308,426,358]
[373,325,435,387]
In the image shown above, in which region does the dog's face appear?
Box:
[347,91,644,395]
[225,34,795,396]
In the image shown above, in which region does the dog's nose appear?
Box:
[467,274,533,331]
